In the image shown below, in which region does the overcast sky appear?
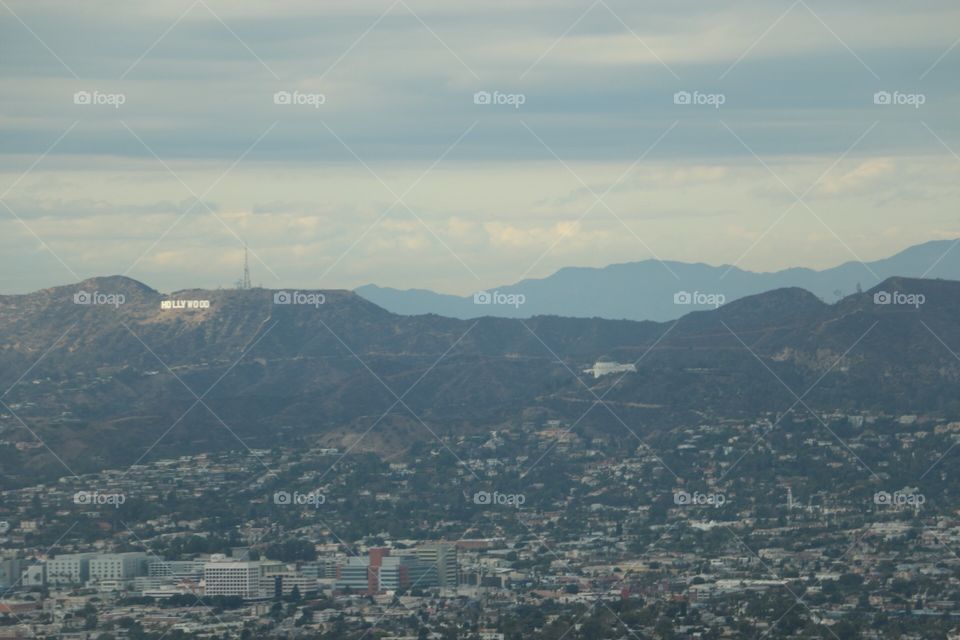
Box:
[1,0,959,294]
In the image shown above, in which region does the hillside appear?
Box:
[0,275,958,487]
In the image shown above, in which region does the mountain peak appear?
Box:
[74,275,159,296]
[356,239,960,323]
[709,286,828,328]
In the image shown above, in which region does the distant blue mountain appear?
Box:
[355,239,960,321]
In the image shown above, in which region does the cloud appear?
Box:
[0,196,217,220]
[1,0,959,294]
[484,221,584,248]
[816,159,896,196]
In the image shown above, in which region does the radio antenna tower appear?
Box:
[241,243,252,289]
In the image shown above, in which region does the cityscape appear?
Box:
[3,398,960,638]
[3,0,960,638]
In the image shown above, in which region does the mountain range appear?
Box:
[356,239,960,321]
[1,274,959,488]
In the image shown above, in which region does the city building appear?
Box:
[335,556,371,594]
[0,556,21,590]
[148,559,204,580]
[302,558,339,579]
[203,561,263,599]
[20,563,44,588]
[260,570,317,598]
[379,555,438,592]
[89,552,149,582]
[47,553,97,586]
[416,543,459,589]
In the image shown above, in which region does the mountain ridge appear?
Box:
[1,274,958,489]
[356,239,960,321]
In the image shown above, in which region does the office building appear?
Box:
[0,556,21,590]
[47,553,97,586]
[20,563,44,588]
[89,552,149,582]
[379,555,437,592]
[203,561,263,599]
[416,543,459,589]
[260,571,317,598]
[301,558,339,579]
[148,559,204,580]
[335,556,371,594]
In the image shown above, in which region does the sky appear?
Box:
[1,0,959,295]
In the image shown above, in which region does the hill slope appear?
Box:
[0,276,958,487]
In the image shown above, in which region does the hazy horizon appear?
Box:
[1,236,956,297]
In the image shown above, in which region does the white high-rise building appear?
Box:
[47,553,97,586]
[203,561,263,599]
